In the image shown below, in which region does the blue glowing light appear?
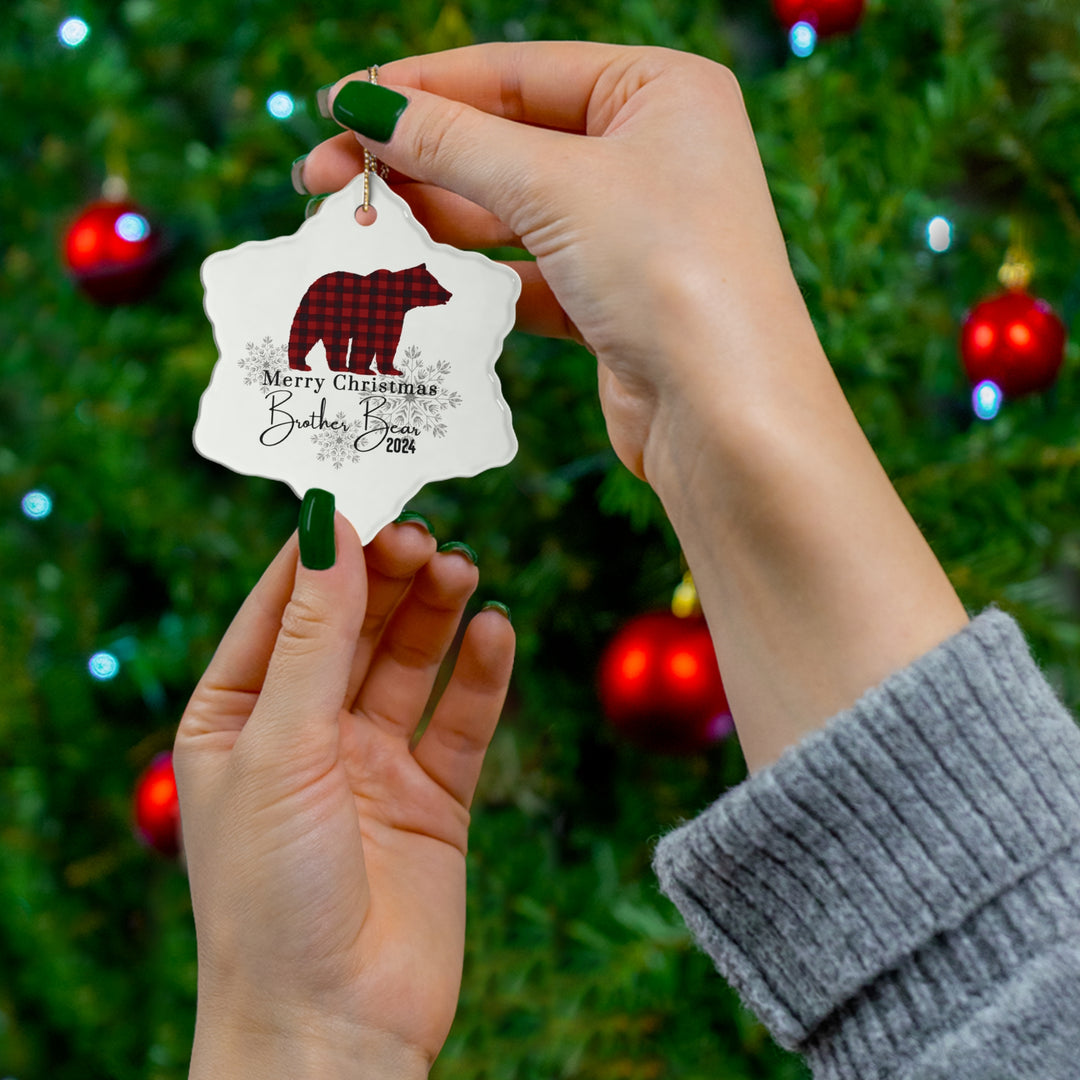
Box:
[59,17,90,48]
[973,380,1003,421]
[88,651,120,681]
[790,21,817,58]
[927,215,953,253]
[115,212,150,243]
[267,92,295,119]
[21,491,53,519]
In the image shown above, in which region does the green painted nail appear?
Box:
[316,83,334,119]
[394,511,434,534]
[299,488,336,570]
[304,194,329,219]
[438,540,478,565]
[482,600,512,624]
[331,80,408,143]
[290,155,309,196]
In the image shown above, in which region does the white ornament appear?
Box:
[195,173,519,542]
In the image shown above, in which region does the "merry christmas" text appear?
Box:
[261,369,438,397]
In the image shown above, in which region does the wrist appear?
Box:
[189,1002,430,1080]
[640,266,833,509]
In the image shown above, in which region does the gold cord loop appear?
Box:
[362,65,380,212]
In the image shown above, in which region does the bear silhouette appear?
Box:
[288,265,452,376]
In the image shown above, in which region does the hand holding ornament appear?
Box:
[302,41,968,772]
[174,502,513,1080]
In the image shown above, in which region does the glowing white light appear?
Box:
[973,380,1003,421]
[927,216,953,253]
[267,92,295,119]
[21,491,52,519]
[790,21,817,58]
[88,651,120,680]
[59,17,90,47]
[115,212,150,242]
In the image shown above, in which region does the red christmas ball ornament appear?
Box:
[598,611,733,755]
[960,290,1066,399]
[63,199,165,304]
[773,0,865,37]
[133,751,181,857]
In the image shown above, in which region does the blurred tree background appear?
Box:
[3,0,1080,1076]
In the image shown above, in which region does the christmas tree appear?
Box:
[2,1,1079,1077]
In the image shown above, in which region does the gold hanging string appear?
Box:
[362,65,379,213]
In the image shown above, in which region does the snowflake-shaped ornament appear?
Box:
[194,173,519,542]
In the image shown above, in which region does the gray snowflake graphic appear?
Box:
[379,345,462,437]
[240,336,289,387]
[311,412,361,469]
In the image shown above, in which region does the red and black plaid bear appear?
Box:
[288,264,452,376]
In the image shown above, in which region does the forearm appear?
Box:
[642,277,968,772]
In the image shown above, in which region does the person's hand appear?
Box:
[299,42,818,485]
[174,504,514,1079]
[302,45,968,773]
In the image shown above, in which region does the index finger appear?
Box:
[375,41,623,133]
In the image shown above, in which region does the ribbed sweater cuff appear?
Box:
[652,609,1080,1064]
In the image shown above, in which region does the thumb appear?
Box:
[241,489,367,769]
[327,76,570,237]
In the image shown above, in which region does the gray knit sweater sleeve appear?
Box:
[652,608,1080,1079]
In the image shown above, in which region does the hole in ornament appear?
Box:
[355,205,378,227]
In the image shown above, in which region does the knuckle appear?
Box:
[276,591,330,654]
[385,635,437,671]
[712,61,745,99]
[411,98,469,174]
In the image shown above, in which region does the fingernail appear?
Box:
[290,155,309,195]
[437,540,478,565]
[299,488,336,570]
[394,511,434,534]
[331,80,408,143]
[482,600,512,624]
[316,83,334,119]
[304,194,329,219]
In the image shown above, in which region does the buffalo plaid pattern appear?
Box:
[288,265,453,375]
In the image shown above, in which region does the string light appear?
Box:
[790,21,817,57]
[266,91,295,119]
[58,17,90,48]
[927,216,953,253]
[88,651,120,680]
[115,212,150,242]
[21,491,52,519]
[972,379,1003,421]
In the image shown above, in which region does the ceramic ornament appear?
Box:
[195,172,520,542]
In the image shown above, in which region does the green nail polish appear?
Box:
[316,83,334,119]
[394,511,434,534]
[290,155,309,196]
[438,540,478,565]
[304,194,329,219]
[331,80,408,143]
[299,488,336,569]
[482,600,512,624]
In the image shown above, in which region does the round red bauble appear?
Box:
[960,290,1066,398]
[63,199,165,304]
[598,611,733,755]
[773,0,865,36]
[133,751,181,857]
